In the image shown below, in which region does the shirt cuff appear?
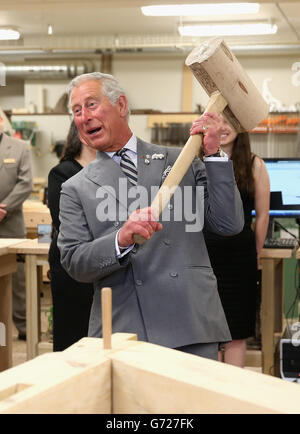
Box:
[115,230,135,258]
[203,156,228,161]
[203,150,228,162]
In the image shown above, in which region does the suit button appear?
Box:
[136,280,143,286]
[132,247,137,254]
[113,221,120,227]
[169,272,178,278]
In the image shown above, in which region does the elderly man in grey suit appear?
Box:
[0,115,33,340]
[58,72,244,360]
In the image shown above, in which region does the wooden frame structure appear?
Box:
[1,333,300,414]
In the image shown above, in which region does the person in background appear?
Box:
[48,121,96,351]
[57,72,245,361]
[0,114,33,340]
[203,116,270,368]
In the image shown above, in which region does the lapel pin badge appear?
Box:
[162,165,172,180]
[142,154,151,165]
[152,153,165,160]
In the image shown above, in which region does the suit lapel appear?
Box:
[85,151,131,210]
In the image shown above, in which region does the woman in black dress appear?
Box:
[203,116,270,368]
[48,121,96,351]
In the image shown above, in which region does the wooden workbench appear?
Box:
[260,247,296,376]
[0,239,25,371]
[8,239,51,360]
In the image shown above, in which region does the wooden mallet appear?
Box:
[133,37,269,245]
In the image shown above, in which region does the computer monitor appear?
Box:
[264,158,300,218]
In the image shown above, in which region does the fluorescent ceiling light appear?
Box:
[48,25,53,35]
[141,3,260,16]
[178,22,278,37]
[0,28,20,40]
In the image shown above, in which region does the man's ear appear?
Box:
[118,94,128,119]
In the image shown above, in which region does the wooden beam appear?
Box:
[0,334,137,413]
[110,341,300,414]
[0,352,111,414]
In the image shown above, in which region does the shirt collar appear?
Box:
[105,133,137,158]
[97,134,137,158]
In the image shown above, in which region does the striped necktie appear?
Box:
[115,148,138,186]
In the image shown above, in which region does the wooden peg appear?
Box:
[101,287,112,349]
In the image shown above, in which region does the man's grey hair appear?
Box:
[66,72,131,120]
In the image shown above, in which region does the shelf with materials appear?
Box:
[147,112,299,134]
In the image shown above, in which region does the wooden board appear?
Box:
[8,239,50,255]
[23,200,48,211]
[261,248,295,259]
[0,239,26,256]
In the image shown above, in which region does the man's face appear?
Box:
[71,79,128,152]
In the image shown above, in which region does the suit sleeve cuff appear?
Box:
[115,230,135,258]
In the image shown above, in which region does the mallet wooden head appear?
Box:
[185,37,269,132]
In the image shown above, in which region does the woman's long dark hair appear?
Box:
[59,120,82,162]
[231,132,255,196]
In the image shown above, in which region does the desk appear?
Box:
[260,248,295,376]
[0,239,24,371]
[8,239,50,360]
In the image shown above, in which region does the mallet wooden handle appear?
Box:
[101,287,112,349]
[133,92,227,245]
